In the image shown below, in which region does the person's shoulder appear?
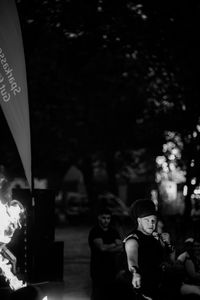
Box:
[89,224,99,233]
[123,231,139,243]
[107,226,121,238]
[109,226,120,233]
[88,224,102,238]
[177,251,191,263]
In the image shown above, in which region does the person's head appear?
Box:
[130,199,157,235]
[184,238,200,257]
[194,241,200,257]
[97,207,112,231]
[183,237,195,256]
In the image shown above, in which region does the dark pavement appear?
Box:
[54,224,91,300]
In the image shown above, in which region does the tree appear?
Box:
[1,0,200,197]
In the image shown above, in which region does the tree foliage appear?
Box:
[1,1,200,189]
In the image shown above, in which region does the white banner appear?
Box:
[0,0,32,189]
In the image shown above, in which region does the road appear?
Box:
[53,224,92,300]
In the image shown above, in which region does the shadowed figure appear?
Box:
[88,207,123,300]
[120,199,176,300]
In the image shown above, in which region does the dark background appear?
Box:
[1,2,200,294]
[1,1,200,189]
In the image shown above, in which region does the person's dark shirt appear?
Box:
[124,229,164,297]
[88,224,120,282]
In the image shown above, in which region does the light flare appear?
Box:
[0,189,27,290]
[0,253,26,290]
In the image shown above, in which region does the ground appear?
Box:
[54,224,91,300]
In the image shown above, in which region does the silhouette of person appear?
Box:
[124,199,175,300]
[176,237,200,296]
[88,207,123,300]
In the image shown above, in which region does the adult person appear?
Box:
[191,198,200,241]
[176,237,200,296]
[124,198,175,300]
[88,207,123,300]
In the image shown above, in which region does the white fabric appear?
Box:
[0,0,32,189]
